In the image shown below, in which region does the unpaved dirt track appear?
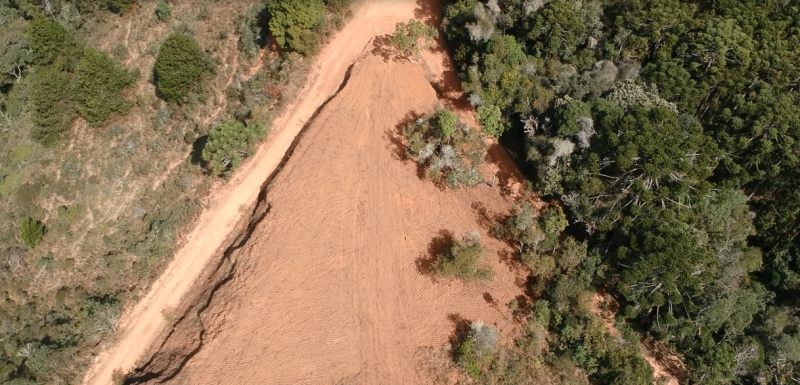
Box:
[81,1,436,384]
[168,53,526,385]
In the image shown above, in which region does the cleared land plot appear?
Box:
[169,53,528,384]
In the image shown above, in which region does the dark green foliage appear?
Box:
[442,0,800,381]
[75,48,137,126]
[267,0,324,55]
[154,34,210,101]
[107,0,135,14]
[155,0,171,22]
[19,218,44,247]
[431,232,493,281]
[389,19,438,59]
[527,1,587,63]
[202,120,268,175]
[30,67,75,145]
[29,14,80,70]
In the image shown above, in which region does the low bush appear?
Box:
[155,1,171,22]
[389,19,438,59]
[237,4,269,57]
[457,321,499,378]
[19,218,45,247]
[107,0,135,14]
[202,120,268,175]
[403,108,486,189]
[432,232,493,281]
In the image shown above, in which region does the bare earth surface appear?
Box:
[170,52,526,385]
[81,1,441,384]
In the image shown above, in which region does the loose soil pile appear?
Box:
[166,53,527,384]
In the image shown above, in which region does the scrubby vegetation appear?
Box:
[432,232,493,281]
[0,1,357,383]
[441,0,800,382]
[155,0,171,21]
[457,321,500,378]
[389,19,439,59]
[403,108,486,189]
[19,219,45,248]
[203,120,268,175]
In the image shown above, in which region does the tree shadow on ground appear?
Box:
[416,229,454,276]
[372,34,403,63]
[446,312,472,359]
[190,135,208,167]
[471,201,522,271]
[485,142,525,193]
[643,338,690,382]
[414,0,473,112]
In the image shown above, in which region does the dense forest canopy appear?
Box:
[442,0,800,383]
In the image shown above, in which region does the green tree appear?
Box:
[477,104,503,137]
[434,108,457,140]
[0,15,34,86]
[267,0,324,54]
[154,34,209,101]
[30,67,76,145]
[202,120,268,175]
[20,218,45,247]
[29,14,81,70]
[75,48,137,126]
[389,19,439,59]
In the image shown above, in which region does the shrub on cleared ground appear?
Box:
[155,34,210,101]
[403,107,486,189]
[202,120,268,175]
[457,321,499,378]
[432,232,493,281]
[389,19,438,59]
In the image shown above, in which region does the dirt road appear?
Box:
[81,1,435,384]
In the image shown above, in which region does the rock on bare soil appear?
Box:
[159,53,528,384]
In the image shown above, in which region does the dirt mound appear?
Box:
[154,53,526,384]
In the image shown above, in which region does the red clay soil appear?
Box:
[164,53,527,384]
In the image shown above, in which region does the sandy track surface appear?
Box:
[168,52,527,385]
[81,2,431,384]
